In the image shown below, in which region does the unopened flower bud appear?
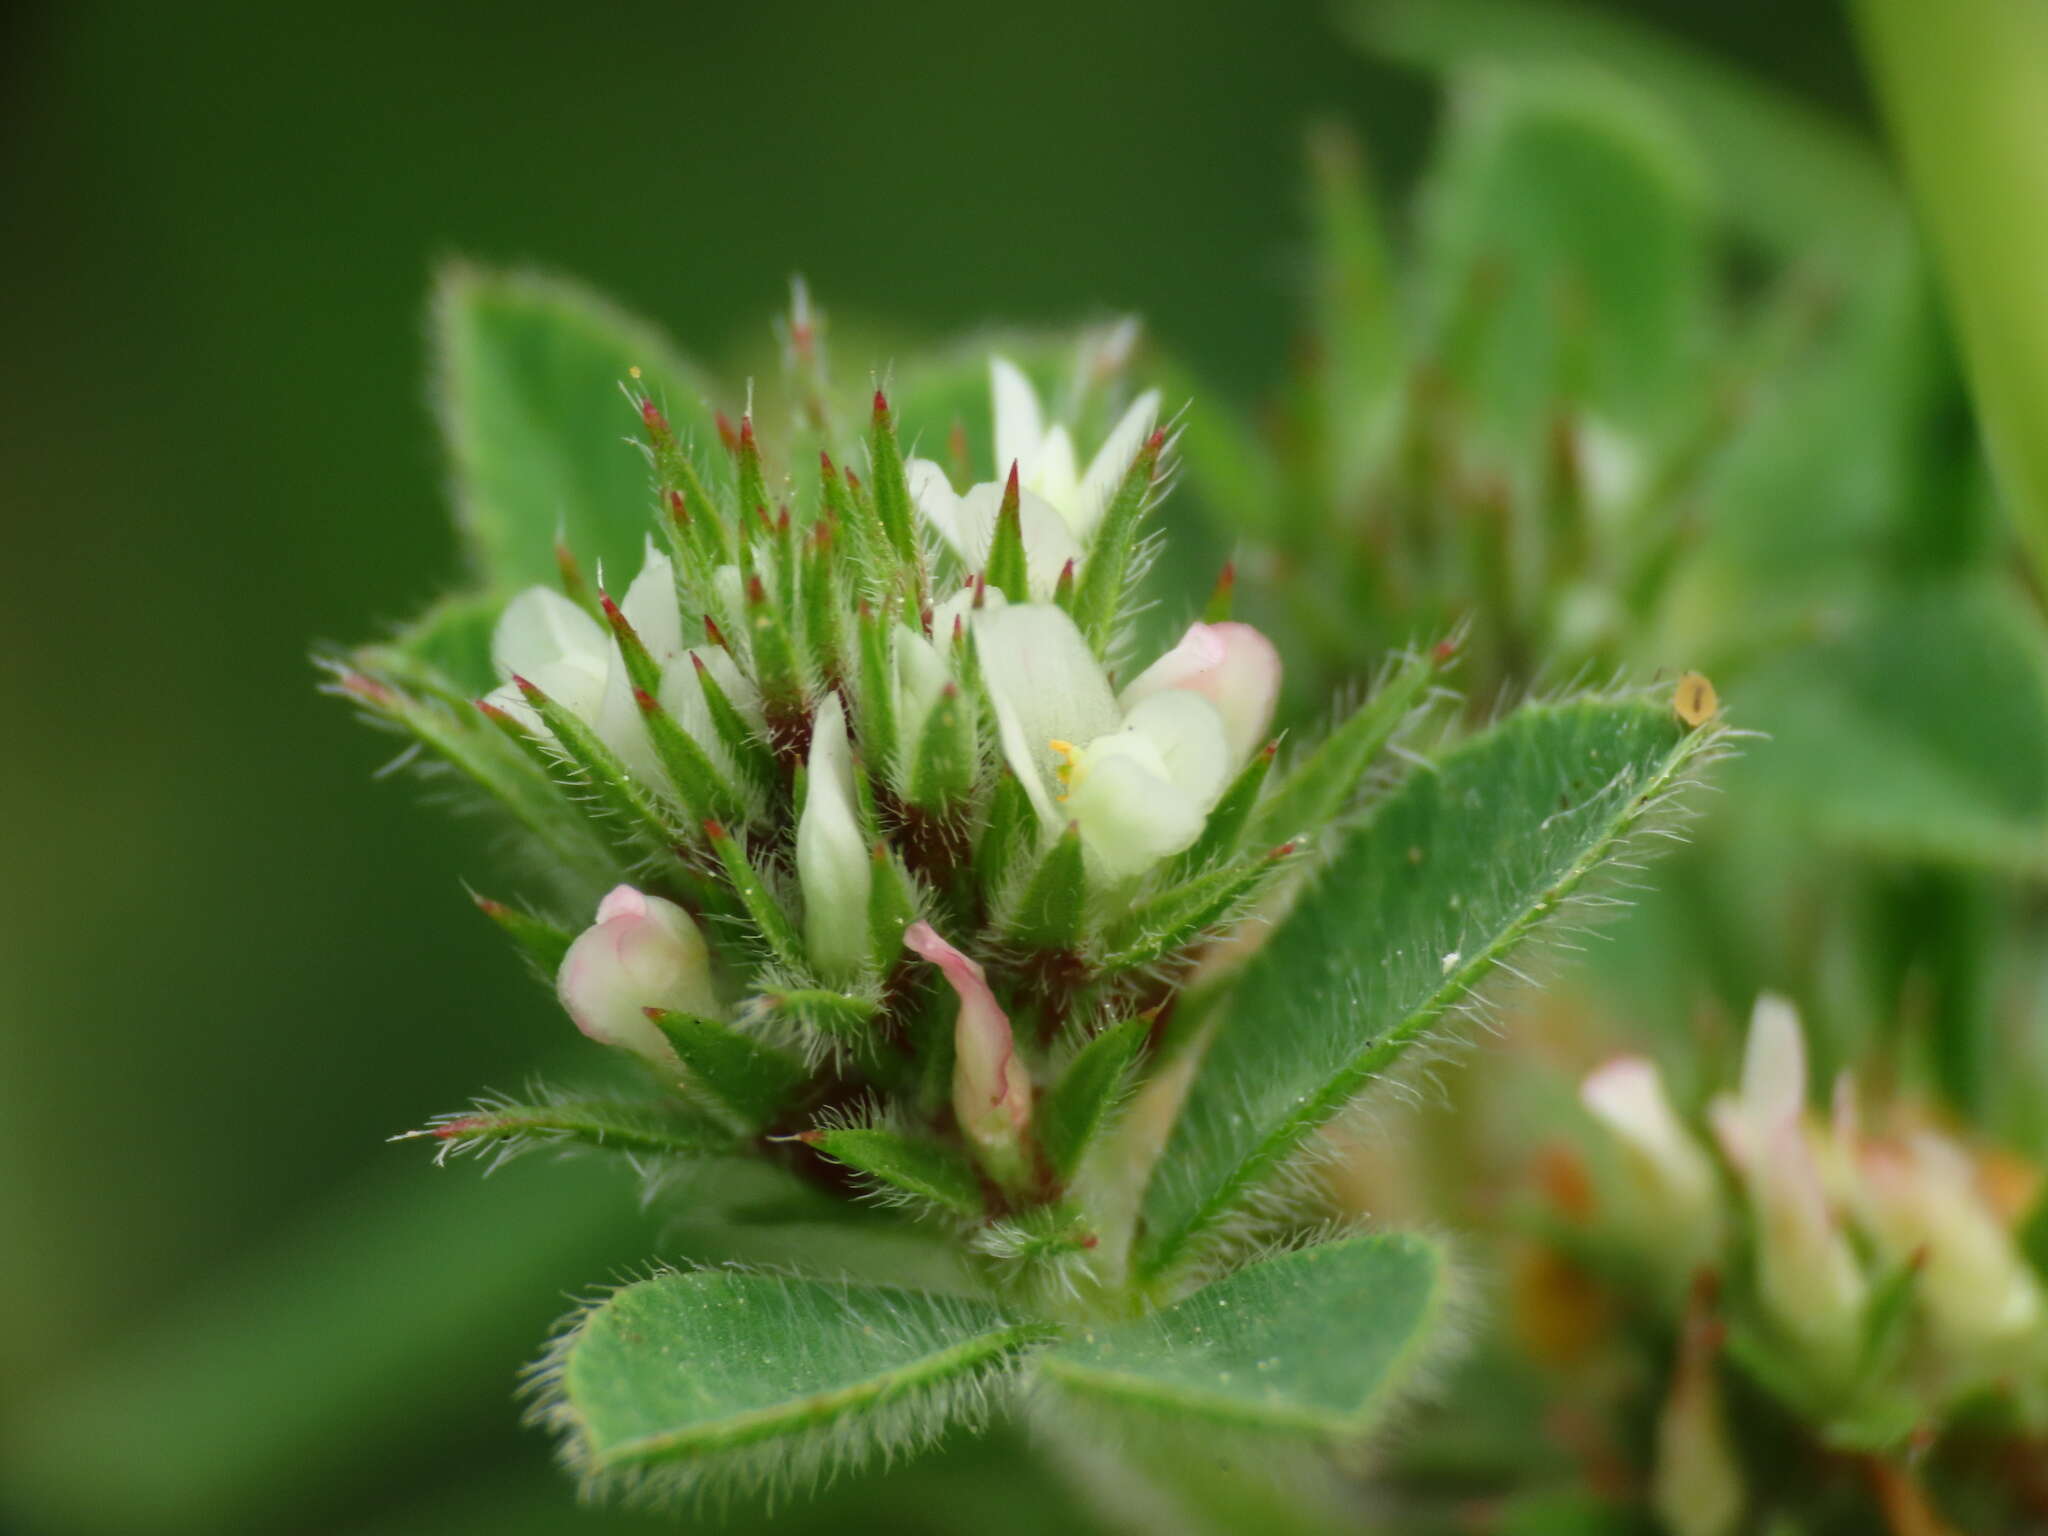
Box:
[1119,621,1282,766]
[1652,1276,1744,1536]
[1854,1131,2045,1362]
[1709,996,1865,1368]
[1581,1055,1721,1283]
[904,921,1031,1183]
[796,694,871,981]
[556,885,718,1069]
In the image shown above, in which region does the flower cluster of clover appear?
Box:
[1566,997,2048,1532]
[349,354,1335,1243]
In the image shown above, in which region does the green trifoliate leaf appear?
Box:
[433,264,713,591]
[1736,583,2048,876]
[1351,0,1896,262]
[648,1010,807,1134]
[1140,692,1727,1281]
[1040,1018,1150,1180]
[1040,1232,1452,1443]
[1305,121,1402,499]
[806,1128,987,1220]
[538,1270,1052,1500]
[1412,63,1711,445]
[364,590,501,696]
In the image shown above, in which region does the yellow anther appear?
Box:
[1047,738,1080,796]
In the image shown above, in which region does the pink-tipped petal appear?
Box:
[556,885,719,1068]
[905,921,1031,1159]
[1120,621,1282,766]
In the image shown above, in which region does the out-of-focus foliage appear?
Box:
[1236,6,2048,1534]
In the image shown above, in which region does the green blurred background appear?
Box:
[0,3,1868,1531]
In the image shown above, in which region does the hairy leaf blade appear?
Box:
[1041,1232,1450,1441]
[435,265,714,592]
[542,1270,1052,1498]
[1139,694,1722,1281]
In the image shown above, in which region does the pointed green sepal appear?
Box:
[599,592,665,698]
[1040,1018,1150,1180]
[660,476,730,594]
[854,601,901,785]
[1002,821,1088,950]
[634,687,747,826]
[976,772,1038,900]
[704,819,807,971]
[865,390,922,567]
[1200,560,1236,623]
[472,893,573,978]
[1254,645,1445,846]
[1101,842,1300,976]
[983,463,1031,603]
[332,669,611,882]
[400,1094,735,1165]
[801,519,846,688]
[867,842,918,969]
[905,682,978,812]
[1051,556,1078,614]
[689,652,776,799]
[805,1128,987,1219]
[754,988,881,1038]
[734,412,769,530]
[514,675,682,857]
[1172,740,1277,876]
[1071,428,1166,649]
[647,1008,808,1133]
[742,572,804,721]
